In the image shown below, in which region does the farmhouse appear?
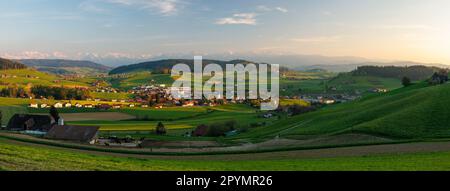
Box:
[54,102,63,108]
[64,103,72,108]
[183,101,195,107]
[7,114,52,131]
[45,125,100,144]
[75,103,83,108]
[29,103,39,108]
[430,71,449,84]
[98,104,112,110]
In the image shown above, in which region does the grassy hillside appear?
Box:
[2,138,450,171]
[0,69,90,88]
[327,73,402,94]
[109,72,175,90]
[236,82,450,140]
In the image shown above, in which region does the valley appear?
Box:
[1,57,450,170]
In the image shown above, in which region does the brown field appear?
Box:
[59,112,135,122]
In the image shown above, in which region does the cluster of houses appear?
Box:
[0,74,19,79]
[29,101,142,110]
[301,94,361,105]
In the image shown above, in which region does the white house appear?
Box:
[41,103,48,108]
[129,104,135,108]
[54,102,63,108]
[29,103,39,108]
[75,103,83,108]
[64,103,72,108]
[84,104,94,108]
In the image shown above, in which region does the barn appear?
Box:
[45,125,100,144]
[6,114,53,131]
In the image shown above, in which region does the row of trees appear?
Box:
[353,65,441,81]
[31,86,91,100]
[0,85,92,100]
[0,58,27,70]
[0,87,29,98]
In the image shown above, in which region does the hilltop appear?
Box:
[109,59,259,75]
[19,59,112,75]
[243,82,450,140]
[0,58,27,70]
[352,65,443,81]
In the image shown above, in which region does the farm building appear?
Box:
[54,102,63,108]
[430,71,449,84]
[45,125,100,144]
[29,103,38,108]
[75,103,83,108]
[113,104,122,109]
[98,104,112,110]
[64,103,72,108]
[84,104,94,108]
[6,114,53,131]
[41,103,48,108]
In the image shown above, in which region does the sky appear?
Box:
[1,0,450,65]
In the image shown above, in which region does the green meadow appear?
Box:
[2,139,450,171]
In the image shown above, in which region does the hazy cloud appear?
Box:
[79,1,107,13]
[291,36,342,43]
[216,13,257,25]
[106,0,181,15]
[257,5,288,13]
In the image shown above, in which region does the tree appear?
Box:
[155,122,166,135]
[49,106,60,124]
[402,77,412,87]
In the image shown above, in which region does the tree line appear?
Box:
[352,65,442,81]
[0,85,91,100]
[0,58,27,70]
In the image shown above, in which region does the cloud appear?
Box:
[79,1,107,13]
[1,51,68,59]
[275,7,288,13]
[106,0,181,15]
[216,13,257,25]
[257,5,288,13]
[291,36,342,43]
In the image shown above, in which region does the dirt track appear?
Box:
[3,136,450,161]
[59,112,135,121]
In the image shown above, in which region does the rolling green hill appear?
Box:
[238,82,450,140]
[19,59,112,75]
[109,71,175,90]
[327,73,402,93]
[109,59,260,75]
[0,68,91,88]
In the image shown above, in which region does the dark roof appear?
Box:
[7,114,52,131]
[45,125,100,143]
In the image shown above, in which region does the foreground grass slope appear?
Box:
[1,139,450,171]
[238,82,450,140]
